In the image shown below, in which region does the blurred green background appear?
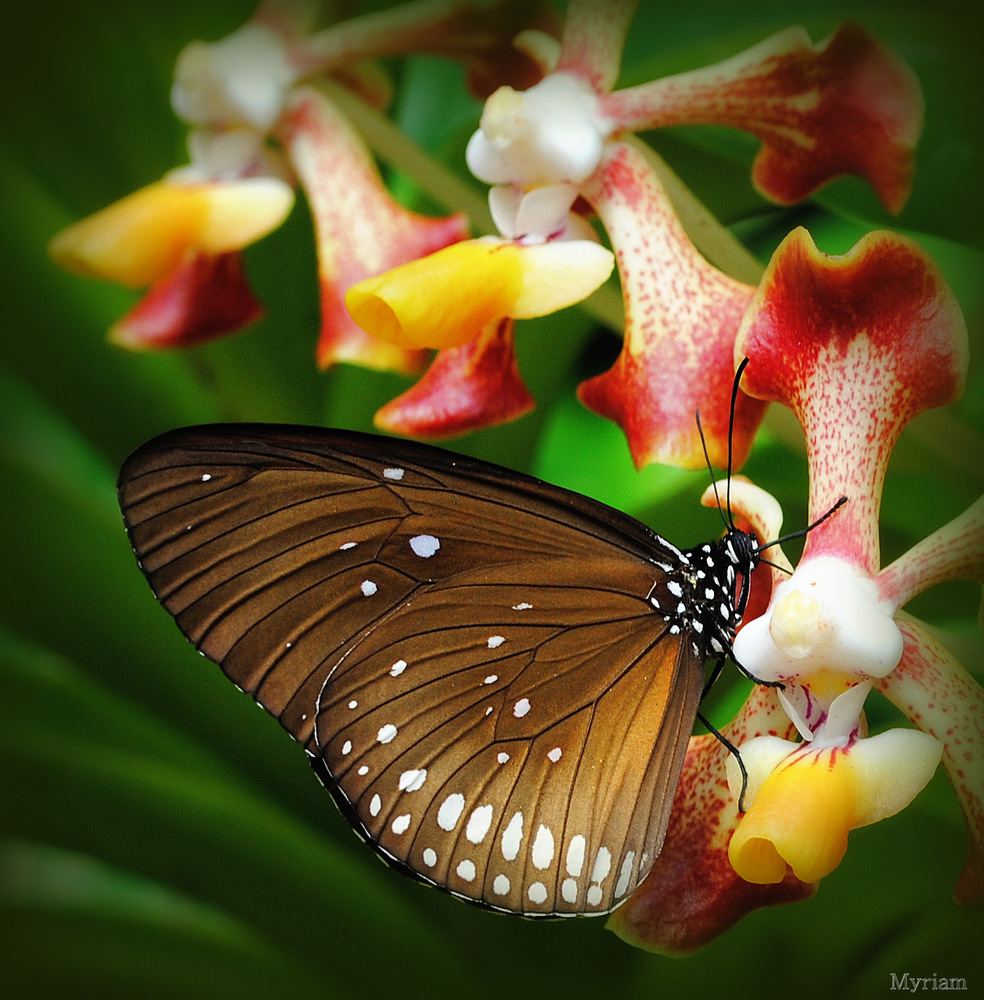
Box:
[1,1,981,997]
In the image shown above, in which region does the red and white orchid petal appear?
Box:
[877,619,984,907]
[555,0,638,94]
[608,685,813,955]
[727,726,942,884]
[301,0,559,99]
[878,494,984,612]
[578,140,766,470]
[109,250,264,350]
[279,85,468,371]
[735,227,968,574]
[346,237,613,351]
[599,22,923,212]
[374,318,535,438]
[48,177,294,289]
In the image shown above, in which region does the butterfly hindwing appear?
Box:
[118,424,706,915]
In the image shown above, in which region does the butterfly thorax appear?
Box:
[649,528,760,663]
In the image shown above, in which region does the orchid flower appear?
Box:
[350,0,922,454]
[609,227,980,953]
[47,0,551,362]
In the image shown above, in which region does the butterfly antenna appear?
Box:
[757,495,849,555]
[696,409,729,532]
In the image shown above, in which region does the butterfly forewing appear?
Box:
[118,425,707,916]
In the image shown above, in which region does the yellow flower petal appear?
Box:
[49,178,293,288]
[49,182,207,287]
[197,177,294,253]
[345,238,613,350]
[728,728,943,884]
[729,746,856,884]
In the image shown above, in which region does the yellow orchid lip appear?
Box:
[345,237,614,350]
[727,728,943,885]
[48,177,294,288]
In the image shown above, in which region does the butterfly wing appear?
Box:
[118,424,703,915]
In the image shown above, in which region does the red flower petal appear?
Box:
[374,318,534,437]
[600,22,923,212]
[279,85,468,372]
[735,227,968,573]
[109,250,263,349]
[578,141,766,470]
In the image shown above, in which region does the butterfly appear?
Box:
[117,422,763,917]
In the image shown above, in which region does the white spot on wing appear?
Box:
[357,765,369,776]
[493,874,510,895]
[501,811,524,860]
[341,740,352,755]
[383,467,404,480]
[376,723,397,744]
[531,824,555,870]
[512,602,533,610]
[409,534,440,558]
[465,804,494,844]
[615,851,636,897]
[422,848,437,868]
[391,813,411,835]
[547,747,562,763]
[496,752,510,765]
[513,697,530,718]
[437,793,466,831]
[456,859,476,882]
[348,700,358,709]
[528,882,548,904]
[200,473,212,482]
[361,580,377,596]
[566,835,586,877]
[487,635,505,649]
[561,878,578,903]
[389,659,407,677]
[369,794,382,817]
[339,541,357,550]
[398,768,427,792]
[667,580,683,598]
[483,674,498,685]
[589,846,612,904]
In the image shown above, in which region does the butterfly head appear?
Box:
[677,526,761,662]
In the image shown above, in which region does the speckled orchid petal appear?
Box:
[374,318,534,438]
[109,250,264,350]
[727,726,943,884]
[48,177,293,290]
[735,227,968,574]
[279,85,468,372]
[599,22,923,212]
[877,619,984,906]
[878,494,984,611]
[301,0,559,99]
[554,0,638,94]
[578,140,766,470]
[346,237,614,350]
[608,686,813,955]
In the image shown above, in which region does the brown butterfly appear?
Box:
[117,424,761,916]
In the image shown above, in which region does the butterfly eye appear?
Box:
[118,424,758,915]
